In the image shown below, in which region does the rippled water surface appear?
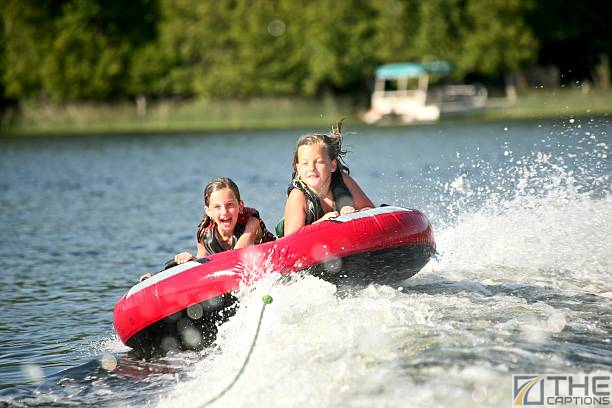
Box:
[0,118,610,407]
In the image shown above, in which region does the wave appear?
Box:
[156,121,612,408]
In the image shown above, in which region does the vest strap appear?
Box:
[275,172,354,237]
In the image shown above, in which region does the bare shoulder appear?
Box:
[285,188,308,216]
[286,187,307,204]
[284,187,308,235]
[288,187,306,199]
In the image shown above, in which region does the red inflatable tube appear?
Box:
[113,206,435,356]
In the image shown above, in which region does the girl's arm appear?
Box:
[342,173,374,211]
[284,189,339,235]
[195,241,208,258]
[234,216,261,249]
[283,188,308,236]
[174,241,208,264]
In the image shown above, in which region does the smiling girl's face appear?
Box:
[205,187,243,236]
[296,143,337,194]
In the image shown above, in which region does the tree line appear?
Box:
[1,0,610,103]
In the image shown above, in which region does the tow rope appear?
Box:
[200,294,274,407]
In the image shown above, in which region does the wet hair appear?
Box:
[291,120,350,178]
[203,177,241,207]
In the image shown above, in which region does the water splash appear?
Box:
[154,121,611,407]
[412,122,611,294]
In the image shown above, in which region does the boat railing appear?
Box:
[372,89,427,106]
[428,84,488,112]
[365,89,439,123]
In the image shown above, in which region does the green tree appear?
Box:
[40,1,126,99]
[129,0,204,98]
[456,0,539,77]
[2,0,157,100]
[528,0,612,85]
[5,0,607,103]
[136,0,379,98]
[369,0,420,63]
[368,0,538,80]
[413,0,464,66]
[191,0,295,97]
[1,0,59,98]
[296,0,380,95]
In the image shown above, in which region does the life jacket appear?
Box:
[197,207,275,255]
[275,171,355,237]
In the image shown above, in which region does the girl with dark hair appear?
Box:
[174,177,275,264]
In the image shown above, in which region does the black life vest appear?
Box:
[197,207,275,255]
[275,171,354,237]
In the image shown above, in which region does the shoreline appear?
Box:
[2,88,611,137]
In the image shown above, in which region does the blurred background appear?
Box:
[1,0,611,133]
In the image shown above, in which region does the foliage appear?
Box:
[1,0,156,100]
[0,0,609,103]
[527,0,612,82]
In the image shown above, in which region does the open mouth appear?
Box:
[218,216,233,228]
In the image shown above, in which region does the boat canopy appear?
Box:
[375,61,451,79]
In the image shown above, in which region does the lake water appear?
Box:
[0,118,610,407]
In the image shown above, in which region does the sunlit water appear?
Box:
[0,118,610,407]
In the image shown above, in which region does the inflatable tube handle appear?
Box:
[163,259,178,271]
